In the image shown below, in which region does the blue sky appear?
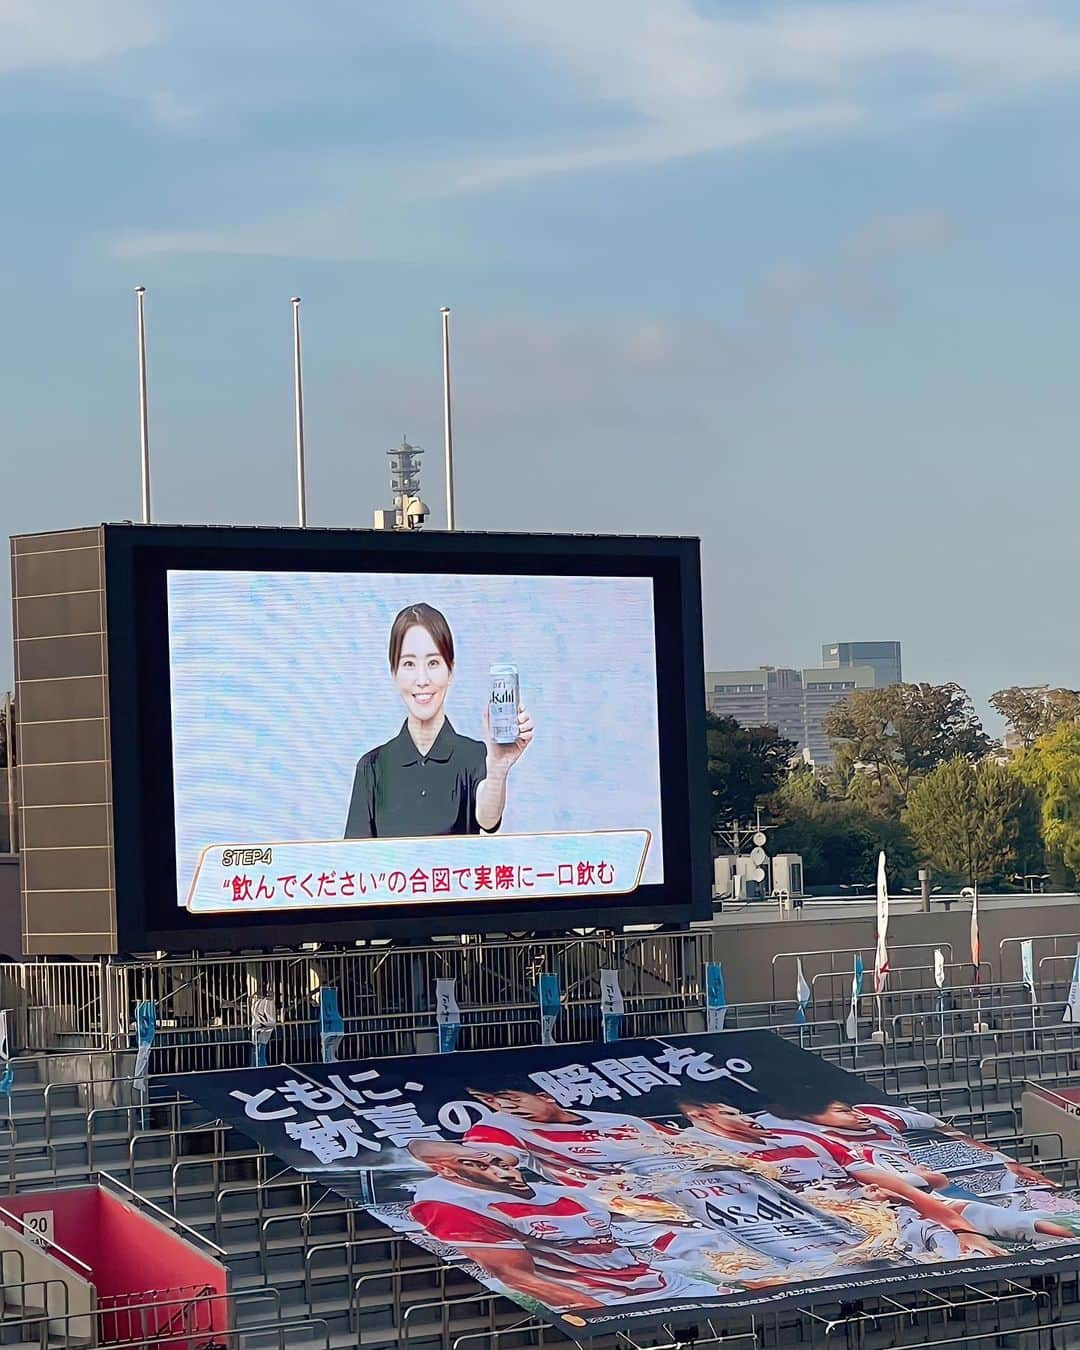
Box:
[3,0,1080,721]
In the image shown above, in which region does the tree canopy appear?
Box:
[989,686,1080,749]
[706,713,794,833]
[903,757,1035,885]
[766,772,917,888]
[823,682,992,800]
[1015,723,1080,880]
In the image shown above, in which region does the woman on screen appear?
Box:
[344,603,534,838]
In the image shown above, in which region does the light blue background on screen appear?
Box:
[167,571,664,902]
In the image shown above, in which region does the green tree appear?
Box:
[765,775,917,889]
[824,682,992,802]
[1015,723,1080,880]
[706,714,794,835]
[989,686,1080,750]
[902,757,1034,885]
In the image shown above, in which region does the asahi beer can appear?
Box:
[489,665,520,744]
[654,1170,863,1265]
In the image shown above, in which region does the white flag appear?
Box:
[1063,945,1080,1024]
[795,958,811,1024]
[599,968,625,1016]
[873,851,890,996]
[933,948,945,990]
[435,978,461,1027]
[1021,939,1037,1007]
[970,883,981,983]
[251,996,277,1066]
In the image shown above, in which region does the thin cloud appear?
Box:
[425,0,1080,191]
[758,209,957,320]
[102,1,1080,260]
[0,0,162,74]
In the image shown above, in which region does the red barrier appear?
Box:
[0,1186,229,1346]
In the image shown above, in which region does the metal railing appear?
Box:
[0,930,710,1068]
[12,950,1080,1347]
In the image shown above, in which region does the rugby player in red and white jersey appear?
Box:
[758,1091,1047,1192]
[463,1086,679,1184]
[405,1140,720,1310]
[674,1100,852,1189]
[755,1087,1078,1251]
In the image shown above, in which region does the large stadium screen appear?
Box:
[168,570,663,914]
[105,526,707,948]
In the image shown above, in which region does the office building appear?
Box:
[821,641,902,687]
[705,638,903,767]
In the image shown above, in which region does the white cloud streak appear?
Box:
[8,1,1080,260]
[0,0,162,74]
[428,0,1080,191]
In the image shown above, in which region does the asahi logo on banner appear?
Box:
[169,1029,1080,1342]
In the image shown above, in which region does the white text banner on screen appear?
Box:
[186,829,651,913]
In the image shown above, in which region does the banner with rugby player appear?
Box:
[169,1032,1080,1339]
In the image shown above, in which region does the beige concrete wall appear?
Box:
[0,1218,95,1341]
[700,896,1080,1005]
[1021,1089,1080,1162]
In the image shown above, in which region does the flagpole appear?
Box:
[135,286,152,524]
[872,851,889,1044]
[970,880,988,1033]
[291,298,307,528]
[440,307,456,531]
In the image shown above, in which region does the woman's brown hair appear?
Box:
[388,603,455,672]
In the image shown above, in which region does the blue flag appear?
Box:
[133,999,157,1090]
[319,987,345,1063]
[538,974,561,1046]
[846,954,864,1041]
[0,1009,11,1098]
[705,963,727,1032]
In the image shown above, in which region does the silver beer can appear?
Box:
[654,1170,863,1266]
[489,665,520,744]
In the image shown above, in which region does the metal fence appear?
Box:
[0,929,711,1066]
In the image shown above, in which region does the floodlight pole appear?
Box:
[441,307,456,530]
[135,287,152,524]
[292,297,308,527]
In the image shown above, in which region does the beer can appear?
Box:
[489,665,520,744]
[653,1170,863,1265]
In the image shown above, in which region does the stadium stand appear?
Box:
[3,928,1080,1348]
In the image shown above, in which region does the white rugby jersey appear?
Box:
[675,1125,851,1188]
[757,1105,941,1175]
[409,1175,669,1302]
[464,1109,677,1182]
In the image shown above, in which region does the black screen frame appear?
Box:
[104,523,709,951]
